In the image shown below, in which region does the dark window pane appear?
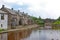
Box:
[1,14,4,20]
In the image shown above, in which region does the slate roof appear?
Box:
[1,7,29,17]
[4,7,24,16]
[4,8,17,15]
[19,12,23,16]
[12,10,23,17]
[0,10,7,13]
[21,12,28,17]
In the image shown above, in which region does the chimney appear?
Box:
[23,12,24,13]
[11,8,13,10]
[18,10,20,13]
[2,5,5,8]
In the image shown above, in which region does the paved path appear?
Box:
[0,24,39,34]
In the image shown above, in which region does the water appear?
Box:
[22,30,60,40]
[0,29,60,40]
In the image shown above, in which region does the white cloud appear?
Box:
[0,0,60,19]
[0,0,12,8]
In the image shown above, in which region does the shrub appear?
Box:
[0,28,4,32]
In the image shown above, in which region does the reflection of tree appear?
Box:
[19,29,32,39]
[8,32,16,40]
[8,29,32,40]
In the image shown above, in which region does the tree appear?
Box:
[39,16,41,20]
[57,17,60,21]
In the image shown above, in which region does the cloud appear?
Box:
[0,0,60,19]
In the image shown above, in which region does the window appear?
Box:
[1,14,4,20]
[1,24,3,27]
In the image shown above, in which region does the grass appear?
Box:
[0,29,4,32]
[0,28,7,32]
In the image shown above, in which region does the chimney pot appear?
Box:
[11,8,13,10]
[2,5,5,8]
[23,12,24,13]
[18,10,20,12]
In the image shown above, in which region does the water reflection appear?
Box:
[0,33,7,40]
[8,30,32,40]
[21,30,60,40]
[39,30,60,40]
[21,30,40,40]
[0,29,60,40]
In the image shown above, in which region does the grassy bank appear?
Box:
[0,29,7,32]
[52,19,60,30]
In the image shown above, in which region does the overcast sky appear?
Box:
[0,0,60,19]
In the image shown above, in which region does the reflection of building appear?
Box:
[0,5,34,29]
[0,33,7,40]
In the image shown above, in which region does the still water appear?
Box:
[0,29,60,40]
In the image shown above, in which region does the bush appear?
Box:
[0,28,4,32]
[53,21,60,24]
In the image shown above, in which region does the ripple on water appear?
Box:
[39,30,60,40]
[22,30,60,40]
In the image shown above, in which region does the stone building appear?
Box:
[1,5,20,29]
[17,11,34,25]
[44,18,55,28]
[0,5,34,29]
[0,10,8,29]
[27,15,34,25]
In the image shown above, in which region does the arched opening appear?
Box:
[19,19,22,25]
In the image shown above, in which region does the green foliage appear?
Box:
[53,17,60,24]
[57,17,60,20]
[31,16,38,20]
[0,28,4,32]
[31,16,44,25]
[53,21,60,24]
[52,17,60,29]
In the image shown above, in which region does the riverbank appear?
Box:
[0,24,39,34]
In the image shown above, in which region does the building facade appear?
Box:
[0,5,34,29]
[1,5,20,29]
[0,10,8,29]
